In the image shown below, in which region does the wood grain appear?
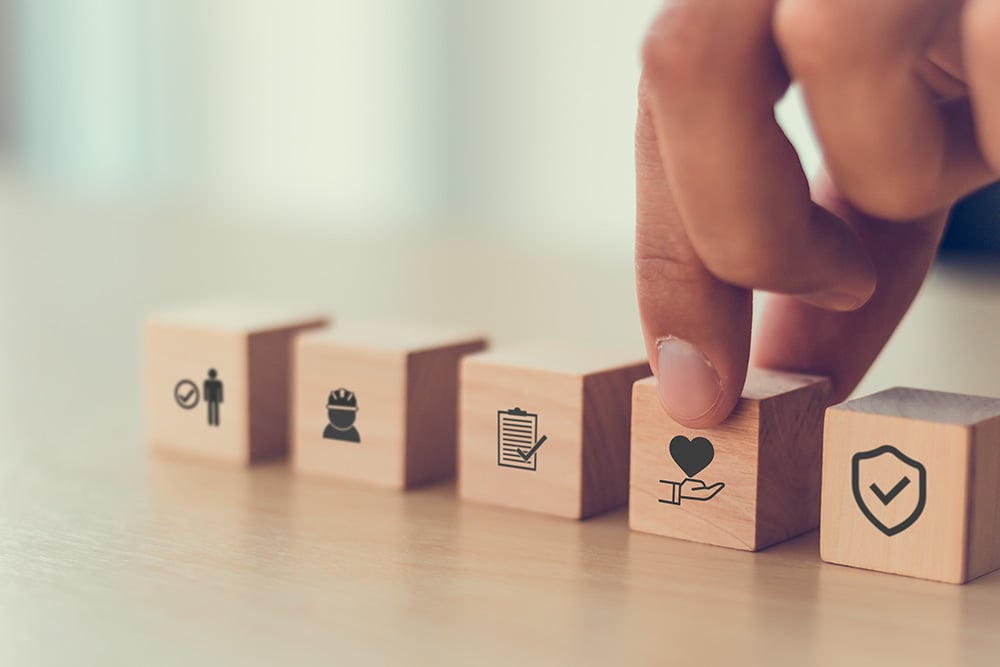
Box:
[405,341,488,487]
[145,306,328,465]
[822,387,1000,583]
[629,369,830,551]
[292,325,486,489]
[459,345,649,519]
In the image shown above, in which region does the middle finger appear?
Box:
[642,0,875,310]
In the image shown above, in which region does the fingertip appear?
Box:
[655,336,742,429]
[795,287,871,312]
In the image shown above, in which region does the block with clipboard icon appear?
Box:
[460,344,651,518]
[497,407,548,471]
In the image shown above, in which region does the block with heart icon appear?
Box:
[821,387,1000,584]
[145,302,329,465]
[292,323,487,489]
[629,369,830,551]
[459,344,651,518]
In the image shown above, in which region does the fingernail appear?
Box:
[799,290,864,312]
[656,336,723,422]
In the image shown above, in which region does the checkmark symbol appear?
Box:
[870,476,910,505]
[179,388,197,404]
[517,435,548,462]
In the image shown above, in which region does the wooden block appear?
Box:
[145,303,329,465]
[629,369,830,551]
[458,344,650,519]
[821,387,1000,584]
[292,324,487,489]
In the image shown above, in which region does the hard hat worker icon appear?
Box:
[323,388,361,443]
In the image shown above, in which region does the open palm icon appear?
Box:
[659,477,725,505]
[678,477,725,501]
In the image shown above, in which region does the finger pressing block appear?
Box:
[629,369,830,551]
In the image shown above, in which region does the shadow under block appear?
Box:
[145,303,329,465]
[292,325,487,489]
[629,370,830,551]
[821,387,1000,584]
[458,345,651,519]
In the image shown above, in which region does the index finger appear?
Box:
[636,78,751,429]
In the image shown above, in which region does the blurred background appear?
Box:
[0,0,999,444]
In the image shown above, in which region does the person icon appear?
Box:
[323,388,360,443]
[204,368,223,427]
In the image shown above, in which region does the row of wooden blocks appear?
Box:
[145,304,1000,584]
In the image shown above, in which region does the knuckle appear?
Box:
[641,0,717,88]
[984,145,1000,180]
[774,0,851,76]
[965,1,1000,172]
[966,0,1000,51]
[695,237,778,288]
[635,78,666,175]
[635,241,703,294]
[842,176,944,221]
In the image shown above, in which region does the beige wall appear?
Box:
[3,0,822,252]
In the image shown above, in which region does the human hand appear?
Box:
[636,0,1000,428]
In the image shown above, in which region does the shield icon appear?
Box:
[852,445,927,537]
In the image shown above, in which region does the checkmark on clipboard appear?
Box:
[497,407,548,471]
[516,435,548,462]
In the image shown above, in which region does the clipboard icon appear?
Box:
[497,407,548,471]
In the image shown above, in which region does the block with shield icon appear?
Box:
[629,369,830,551]
[292,324,487,489]
[821,387,1000,584]
[458,344,650,519]
[145,303,329,465]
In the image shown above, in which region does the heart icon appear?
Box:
[669,435,716,478]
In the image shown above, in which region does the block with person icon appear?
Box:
[145,302,329,465]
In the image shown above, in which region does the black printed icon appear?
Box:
[497,407,548,471]
[659,435,725,505]
[852,445,926,536]
[174,379,199,410]
[324,388,361,443]
[204,369,223,427]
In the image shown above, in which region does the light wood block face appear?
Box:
[821,387,1000,584]
[145,304,329,465]
[292,325,487,489]
[458,345,650,519]
[629,369,830,551]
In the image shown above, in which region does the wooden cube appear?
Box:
[629,369,830,551]
[292,324,487,489]
[145,303,329,465]
[458,344,650,519]
[821,387,1000,584]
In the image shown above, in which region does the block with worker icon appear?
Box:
[458,344,651,519]
[821,387,1000,584]
[292,324,487,489]
[629,369,830,551]
[145,303,329,465]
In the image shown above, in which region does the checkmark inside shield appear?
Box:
[870,476,910,505]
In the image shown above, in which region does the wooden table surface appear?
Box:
[5,444,1000,666]
[3,195,1000,665]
